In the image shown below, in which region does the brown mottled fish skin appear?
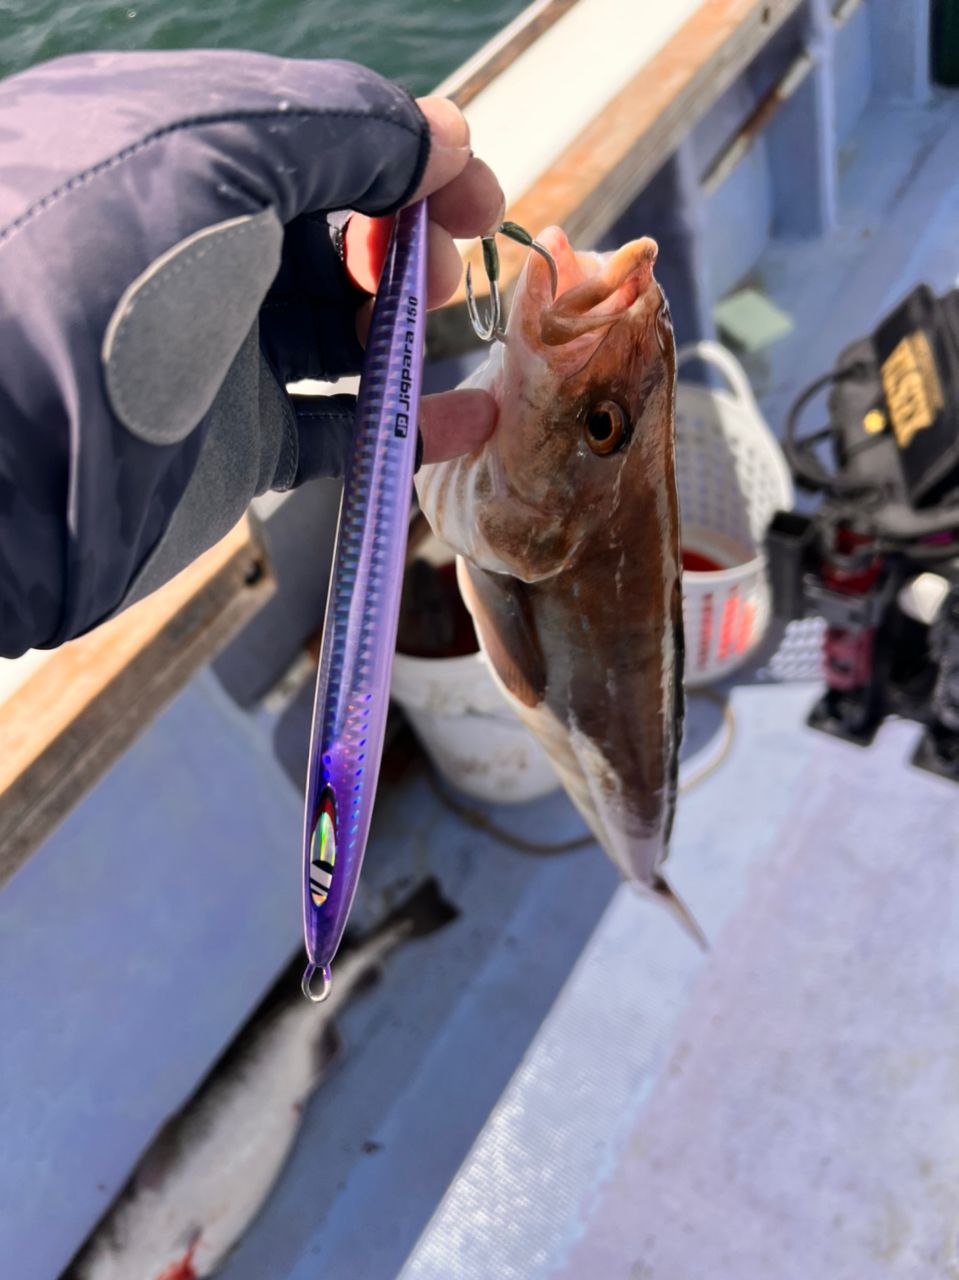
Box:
[417,227,690,916]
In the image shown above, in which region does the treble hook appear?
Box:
[465,222,560,343]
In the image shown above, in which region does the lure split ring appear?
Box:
[465,221,559,343]
[302,961,333,1003]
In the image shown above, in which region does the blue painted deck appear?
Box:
[398,691,959,1280]
[4,2,959,1276]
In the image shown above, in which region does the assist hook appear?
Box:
[465,221,559,343]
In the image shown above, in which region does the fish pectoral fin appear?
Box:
[650,873,709,952]
[457,559,547,709]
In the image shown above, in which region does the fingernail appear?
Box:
[459,154,506,235]
[489,192,507,235]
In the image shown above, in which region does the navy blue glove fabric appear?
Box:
[0,51,430,657]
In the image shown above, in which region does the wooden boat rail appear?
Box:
[430,0,805,357]
[0,518,273,885]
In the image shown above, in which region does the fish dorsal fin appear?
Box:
[651,873,709,951]
[457,559,546,709]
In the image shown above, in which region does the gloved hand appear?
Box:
[0,51,503,658]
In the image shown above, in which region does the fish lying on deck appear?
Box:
[66,881,458,1280]
[418,228,699,937]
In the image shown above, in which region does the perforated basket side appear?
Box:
[675,384,793,552]
[673,343,795,684]
[675,388,756,551]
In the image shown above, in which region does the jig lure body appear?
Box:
[300,201,427,1001]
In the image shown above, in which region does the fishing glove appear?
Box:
[0,51,432,658]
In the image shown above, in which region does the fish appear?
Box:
[66,881,458,1280]
[417,227,700,939]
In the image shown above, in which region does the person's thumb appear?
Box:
[290,387,496,483]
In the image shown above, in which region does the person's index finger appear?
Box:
[411,96,473,202]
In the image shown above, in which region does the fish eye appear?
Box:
[585,400,630,456]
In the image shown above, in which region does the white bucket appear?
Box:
[675,341,794,685]
[391,540,559,804]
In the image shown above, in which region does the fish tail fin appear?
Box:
[651,873,709,952]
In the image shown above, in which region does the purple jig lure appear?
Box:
[301,200,427,1001]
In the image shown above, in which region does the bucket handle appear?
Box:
[676,341,760,418]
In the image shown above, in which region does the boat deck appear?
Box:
[4,4,959,1277]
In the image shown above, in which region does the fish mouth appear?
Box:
[517,227,659,351]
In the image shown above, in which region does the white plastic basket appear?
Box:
[675,341,794,685]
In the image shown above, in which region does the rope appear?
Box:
[425,767,594,855]
[679,689,737,793]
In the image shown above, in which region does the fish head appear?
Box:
[417,227,675,580]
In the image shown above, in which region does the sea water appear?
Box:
[0,0,529,94]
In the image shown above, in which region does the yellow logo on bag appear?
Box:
[880,331,943,449]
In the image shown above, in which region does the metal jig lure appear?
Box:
[300,201,428,1002]
[465,220,559,341]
